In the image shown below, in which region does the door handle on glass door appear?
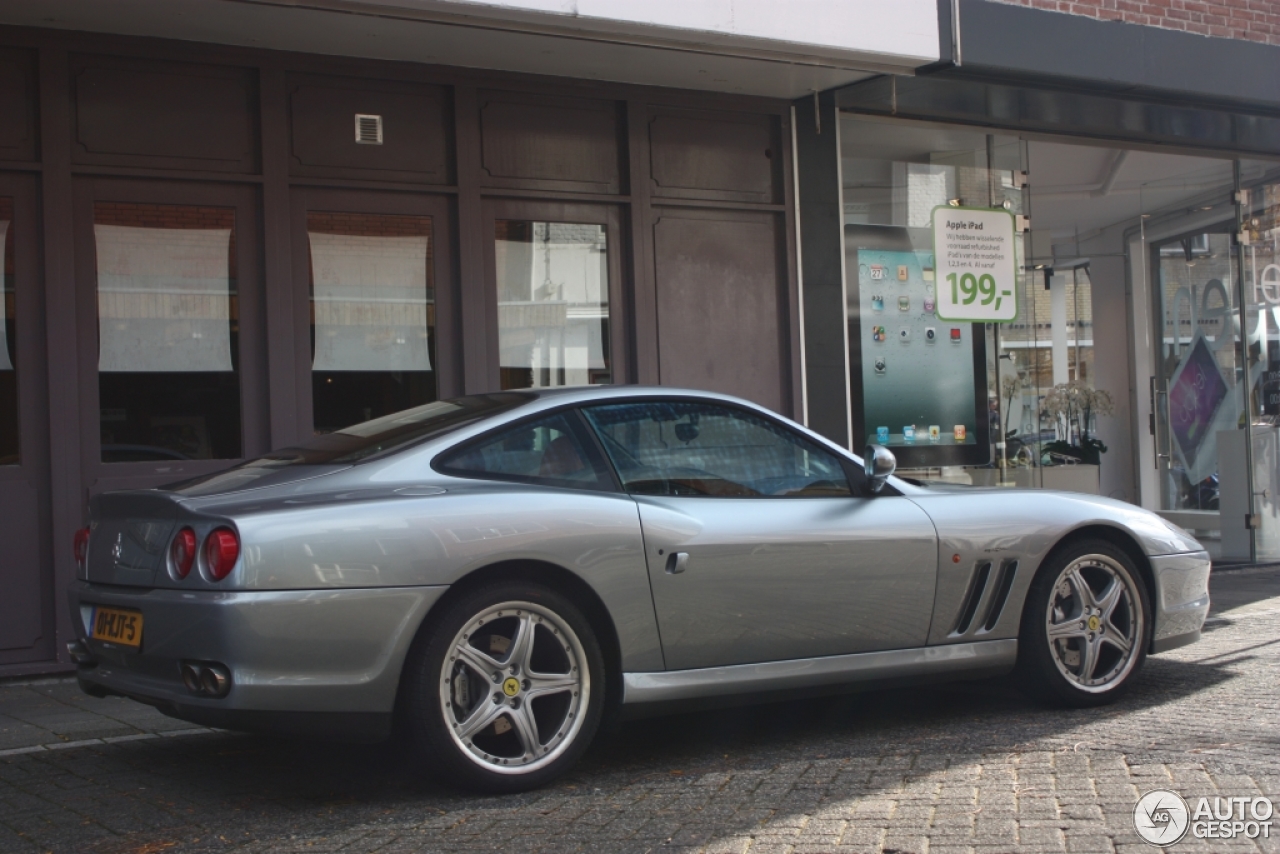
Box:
[665,552,689,574]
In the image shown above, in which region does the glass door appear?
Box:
[1240,160,1280,560]
[1141,160,1243,558]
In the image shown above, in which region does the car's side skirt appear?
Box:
[622,639,1018,704]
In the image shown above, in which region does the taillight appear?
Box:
[170,527,197,579]
[203,527,240,581]
[73,527,90,572]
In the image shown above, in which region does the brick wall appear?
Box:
[985,0,1280,44]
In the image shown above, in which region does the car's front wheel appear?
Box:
[1017,539,1151,707]
[402,580,605,793]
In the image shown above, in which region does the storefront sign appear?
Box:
[931,207,1018,323]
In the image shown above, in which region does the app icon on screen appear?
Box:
[898,296,910,311]
[897,265,909,281]
[928,425,940,442]
[925,327,937,342]
[950,327,962,342]
[871,295,885,311]
[923,295,935,313]
[872,325,887,342]
[898,327,911,342]
[870,264,885,280]
[874,357,886,374]
[953,425,967,441]
[876,426,889,443]
[903,425,916,442]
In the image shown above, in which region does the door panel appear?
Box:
[636,495,938,670]
[652,209,788,412]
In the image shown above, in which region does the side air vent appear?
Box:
[355,113,383,145]
[953,561,992,635]
[981,559,1019,632]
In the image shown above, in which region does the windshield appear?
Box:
[169,393,532,494]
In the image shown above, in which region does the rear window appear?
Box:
[169,394,531,493]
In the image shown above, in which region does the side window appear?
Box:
[582,401,853,497]
[437,411,613,491]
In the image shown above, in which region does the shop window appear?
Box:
[94,202,242,462]
[0,197,15,465]
[495,220,611,390]
[839,115,1022,468]
[306,211,437,433]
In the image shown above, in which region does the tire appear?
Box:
[1016,539,1152,707]
[402,579,605,793]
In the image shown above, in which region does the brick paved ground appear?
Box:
[1,567,1277,854]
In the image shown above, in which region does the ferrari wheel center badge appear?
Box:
[1087,615,1101,632]
[502,677,521,697]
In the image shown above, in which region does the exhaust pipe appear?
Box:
[66,640,95,666]
[179,661,232,698]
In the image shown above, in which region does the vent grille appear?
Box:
[982,560,1018,632]
[953,561,991,636]
[951,558,1020,637]
[355,114,383,145]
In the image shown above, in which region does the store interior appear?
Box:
[840,113,1280,557]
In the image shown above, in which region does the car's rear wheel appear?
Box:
[1016,539,1151,707]
[402,580,604,793]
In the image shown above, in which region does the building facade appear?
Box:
[0,0,1276,676]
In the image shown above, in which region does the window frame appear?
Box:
[72,178,267,487]
[290,188,458,439]
[433,403,623,494]
[579,396,870,499]
[480,198,629,391]
[0,174,41,477]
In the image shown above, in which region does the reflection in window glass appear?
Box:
[308,212,436,433]
[495,220,610,390]
[0,197,16,465]
[95,203,241,462]
[583,401,852,497]
[439,411,610,490]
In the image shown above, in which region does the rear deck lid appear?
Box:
[85,511,175,587]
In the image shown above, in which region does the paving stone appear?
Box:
[0,569,1278,853]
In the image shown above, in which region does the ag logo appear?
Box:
[1134,789,1190,846]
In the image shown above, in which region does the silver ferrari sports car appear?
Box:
[68,386,1210,792]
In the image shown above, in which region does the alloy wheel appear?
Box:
[438,600,589,775]
[1043,554,1143,693]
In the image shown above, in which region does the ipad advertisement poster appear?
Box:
[857,248,988,467]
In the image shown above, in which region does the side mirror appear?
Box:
[864,444,897,493]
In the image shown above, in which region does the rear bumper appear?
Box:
[67,581,447,736]
[1148,550,1211,654]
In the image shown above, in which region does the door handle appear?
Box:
[665,552,689,574]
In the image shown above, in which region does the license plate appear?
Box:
[90,607,143,648]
